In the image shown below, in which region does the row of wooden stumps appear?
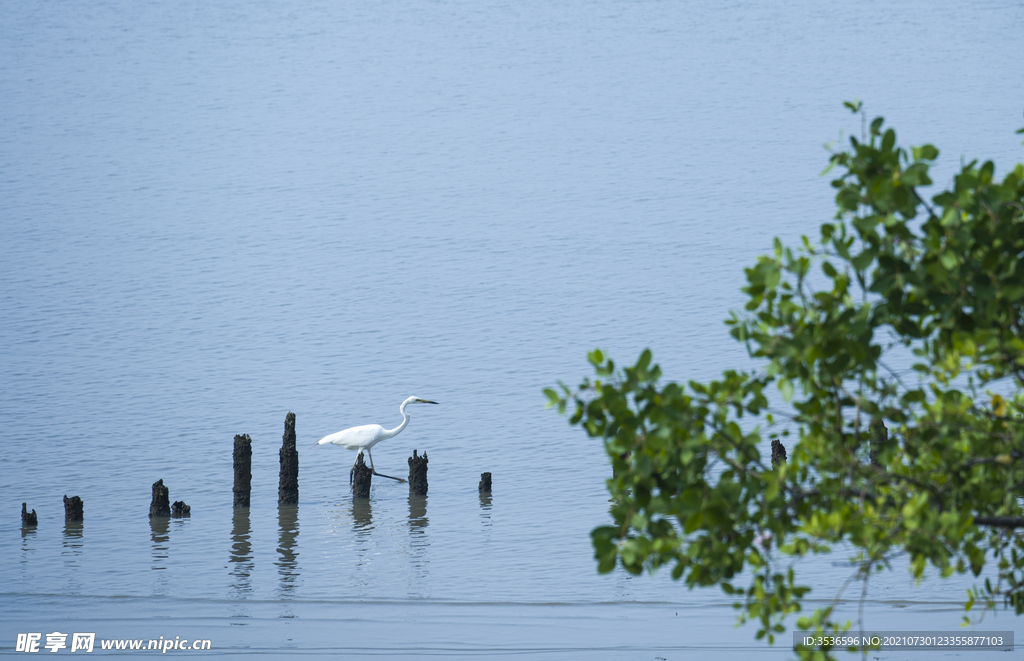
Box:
[233,412,300,506]
[18,410,302,528]
[349,450,429,498]
[149,480,191,517]
[350,455,494,497]
[20,485,192,529]
[22,410,493,527]
[21,496,86,528]
[19,488,189,528]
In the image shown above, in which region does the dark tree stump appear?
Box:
[63,495,83,522]
[408,450,428,496]
[771,439,787,469]
[171,501,191,517]
[351,453,372,498]
[233,433,253,507]
[21,503,37,527]
[150,479,170,517]
[279,412,299,505]
[869,419,888,467]
[479,472,492,494]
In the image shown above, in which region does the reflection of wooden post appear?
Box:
[351,454,372,498]
[279,412,299,505]
[771,439,787,469]
[277,504,299,594]
[869,420,888,467]
[63,495,83,522]
[21,503,37,527]
[408,494,427,530]
[479,472,492,494]
[150,479,170,517]
[408,450,428,496]
[233,434,252,507]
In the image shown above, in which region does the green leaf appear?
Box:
[915,144,939,160]
[882,128,895,152]
[851,249,875,271]
[778,378,794,402]
[636,348,652,373]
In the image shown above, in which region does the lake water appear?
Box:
[2,0,1023,658]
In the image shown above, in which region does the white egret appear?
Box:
[313,396,439,483]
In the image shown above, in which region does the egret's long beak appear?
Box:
[417,399,439,404]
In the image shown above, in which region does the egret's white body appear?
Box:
[314,396,438,482]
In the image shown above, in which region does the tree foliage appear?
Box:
[546,104,1024,659]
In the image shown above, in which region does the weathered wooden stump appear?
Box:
[408,450,428,496]
[21,503,37,527]
[63,495,83,522]
[479,472,492,494]
[171,500,191,517]
[150,479,171,517]
[869,419,888,467]
[351,453,372,498]
[771,439,787,469]
[233,433,253,507]
[279,412,299,505]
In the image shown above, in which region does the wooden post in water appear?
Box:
[408,450,428,496]
[771,439,787,470]
[479,472,492,494]
[21,503,37,527]
[279,412,299,505]
[150,479,171,517]
[351,454,372,498]
[171,501,191,517]
[63,495,83,522]
[233,434,252,507]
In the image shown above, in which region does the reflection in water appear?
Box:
[408,495,429,581]
[229,507,253,619]
[479,493,492,526]
[351,498,373,533]
[62,520,84,594]
[349,498,374,577]
[20,525,36,577]
[149,516,170,595]
[408,495,428,532]
[19,526,37,589]
[276,504,300,605]
[149,517,169,570]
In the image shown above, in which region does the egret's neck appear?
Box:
[381,401,411,439]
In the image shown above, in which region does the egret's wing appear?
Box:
[317,424,384,450]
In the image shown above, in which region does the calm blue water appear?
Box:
[2,0,1024,658]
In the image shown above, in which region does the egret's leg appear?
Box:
[365,447,406,483]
